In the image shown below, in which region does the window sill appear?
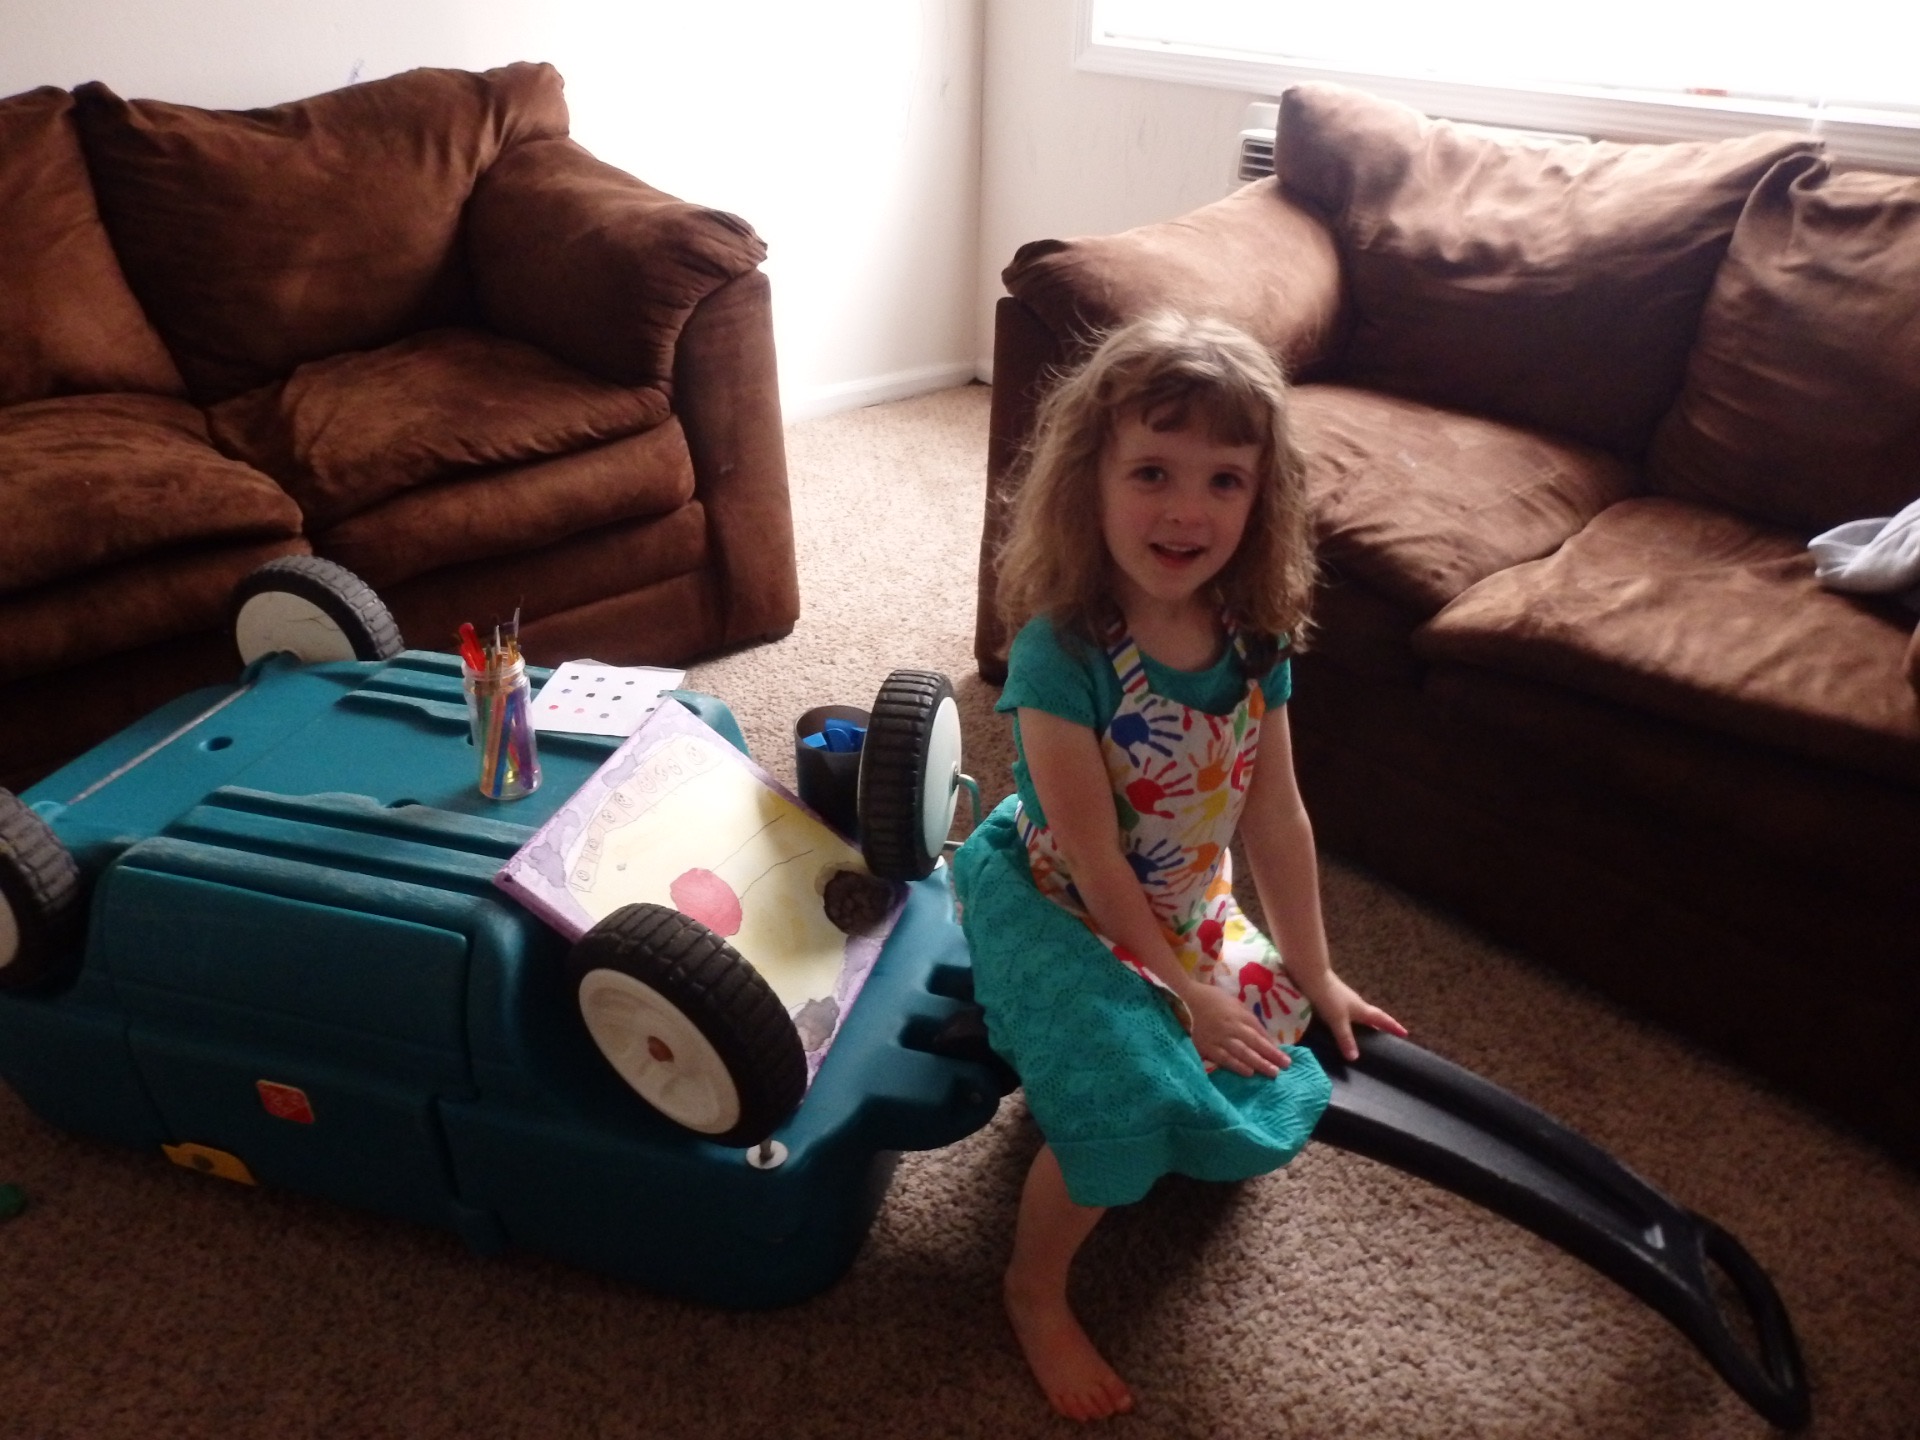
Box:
[1076,23,1920,175]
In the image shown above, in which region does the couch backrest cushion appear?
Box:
[72,63,569,403]
[1647,156,1920,534]
[1278,82,1817,457]
[0,86,185,406]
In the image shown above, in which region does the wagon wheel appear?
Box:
[231,556,405,666]
[0,790,84,993]
[858,670,962,881]
[567,903,807,1146]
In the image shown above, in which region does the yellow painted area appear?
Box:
[566,733,862,1010]
[161,1142,257,1185]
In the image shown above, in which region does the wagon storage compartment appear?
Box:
[94,841,480,1230]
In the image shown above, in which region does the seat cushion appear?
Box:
[1277,82,1815,456]
[313,417,697,590]
[0,536,307,683]
[1648,156,1920,535]
[1293,384,1640,616]
[0,393,305,596]
[0,86,183,406]
[72,63,570,402]
[376,503,710,658]
[1,628,245,793]
[209,326,674,530]
[1415,496,1920,787]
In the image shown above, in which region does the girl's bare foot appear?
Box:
[1004,1273,1135,1422]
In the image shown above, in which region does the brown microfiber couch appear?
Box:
[974,83,1920,1166]
[0,63,797,792]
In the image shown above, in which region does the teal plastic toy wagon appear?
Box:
[0,560,1000,1309]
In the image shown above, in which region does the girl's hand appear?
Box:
[1183,981,1291,1078]
[1296,970,1407,1062]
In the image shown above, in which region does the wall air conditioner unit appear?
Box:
[1235,101,1279,184]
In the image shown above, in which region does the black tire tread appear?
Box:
[567,902,807,1145]
[859,669,953,881]
[0,789,84,993]
[232,556,405,662]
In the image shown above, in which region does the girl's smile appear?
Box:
[1098,411,1259,621]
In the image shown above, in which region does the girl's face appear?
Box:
[1097,408,1260,618]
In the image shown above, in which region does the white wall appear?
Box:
[975,0,1262,375]
[0,0,985,421]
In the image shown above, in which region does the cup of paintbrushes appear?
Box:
[463,653,541,801]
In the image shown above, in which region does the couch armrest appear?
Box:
[974,297,1063,682]
[466,137,768,392]
[673,269,799,648]
[1000,178,1346,381]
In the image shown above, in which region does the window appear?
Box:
[1081,0,1920,171]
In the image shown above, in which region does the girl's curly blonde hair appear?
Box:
[995,312,1315,665]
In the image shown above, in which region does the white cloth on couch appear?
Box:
[1809,496,1920,612]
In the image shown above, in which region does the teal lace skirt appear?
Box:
[951,797,1330,1208]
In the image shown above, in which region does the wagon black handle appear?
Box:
[1683,1216,1810,1430]
[1302,1024,1811,1431]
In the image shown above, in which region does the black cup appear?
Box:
[794,704,869,839]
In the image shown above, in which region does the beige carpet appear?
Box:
[4,384,1917,1438]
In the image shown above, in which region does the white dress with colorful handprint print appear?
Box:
[952,617,1331,1209]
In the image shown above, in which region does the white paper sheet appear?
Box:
[529,659,687,736]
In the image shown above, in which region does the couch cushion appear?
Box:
[998,179,1345,379]
[313,417,697,590]
[209,326,674,530]
[1277,82,1816,457]
[1415,496,1920,787]
[0,394,305,597]
[377,503,710,658]
[0,536,307,683]
[1647,156,1920,535]
[72,64,570,403]
[1292,384,1640,616]
[0,86,183,406]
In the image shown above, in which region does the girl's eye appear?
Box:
[1211,471,1248,492]
[1133,465,1166,484]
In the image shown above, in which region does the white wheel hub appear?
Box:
[920,696,963,863]
[0,898,19,973]
[235,592,357,664]
[577,968,742,1135]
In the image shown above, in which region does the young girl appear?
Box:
[953,312,1406,1422]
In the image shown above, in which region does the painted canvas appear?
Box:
[496,700,903,1078]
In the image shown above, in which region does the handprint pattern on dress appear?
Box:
[1017,625,1312,1049]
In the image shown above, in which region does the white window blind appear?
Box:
[1082,0,1920,171]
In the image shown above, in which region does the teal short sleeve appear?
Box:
[997,617,1102,729]
[1264,654,1292,709]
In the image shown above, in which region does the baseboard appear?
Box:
[781,361,981,423]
